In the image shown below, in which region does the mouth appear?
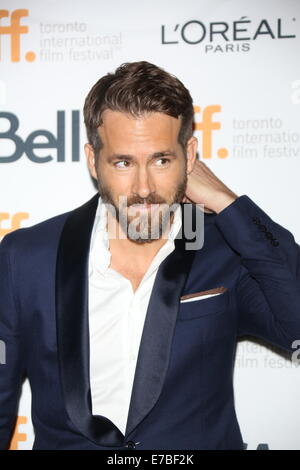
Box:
[128,203,160,214]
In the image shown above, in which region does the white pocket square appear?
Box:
[180,286,228,303]
[180,292,223,303]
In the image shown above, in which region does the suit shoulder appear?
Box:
[0,210,70,253]
[1,194,99,255]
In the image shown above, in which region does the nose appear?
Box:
[132,166,155,200]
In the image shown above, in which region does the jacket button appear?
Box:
[126,441,136,449]
[271,239,279,247]
[258,224,267,232]
[265,231,273,240]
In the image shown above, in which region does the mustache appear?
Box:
[126,196,167,206]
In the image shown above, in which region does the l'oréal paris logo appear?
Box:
[161,17,296,53]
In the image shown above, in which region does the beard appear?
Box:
[96,169,187,244]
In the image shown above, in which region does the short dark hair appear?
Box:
[83,61,194,159]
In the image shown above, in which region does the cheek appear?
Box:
[156,173,186,203]
[99,170,132,200]
[167,162,187,188]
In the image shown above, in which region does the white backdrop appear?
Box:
[1,0,300,450]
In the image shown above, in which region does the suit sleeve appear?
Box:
[214,195,300,353]
[0,233,26,450]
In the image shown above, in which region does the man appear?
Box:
[0,61,300,450]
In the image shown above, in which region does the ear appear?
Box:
[186,136,198,174]
[84,143,98,180]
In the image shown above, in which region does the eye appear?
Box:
[113,158,171,169]
[114,160,129,168]
[156,158,170,166]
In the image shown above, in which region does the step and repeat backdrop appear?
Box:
[1,0,300,450]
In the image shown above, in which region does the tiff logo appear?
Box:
[0,9,35,62]
[0,212,29,238]
[9,416,27,450]
[194,105,228,159]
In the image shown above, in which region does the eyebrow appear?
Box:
[107,150,177,163]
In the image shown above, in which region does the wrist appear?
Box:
[213,192,238,214]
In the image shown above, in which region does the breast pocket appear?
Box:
[177,289,230,321]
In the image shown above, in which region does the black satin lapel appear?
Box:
[125,203,199,437]
[55,193,125,448]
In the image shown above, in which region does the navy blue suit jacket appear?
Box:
[0,193,300,450]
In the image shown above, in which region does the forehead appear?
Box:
[98,110,181,146]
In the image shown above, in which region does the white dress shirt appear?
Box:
[88,196,182,435]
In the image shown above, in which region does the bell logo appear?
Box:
[0,111,80,163]
[0,9,35,62]
[0,212,29,238]
[194,105,228,159]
